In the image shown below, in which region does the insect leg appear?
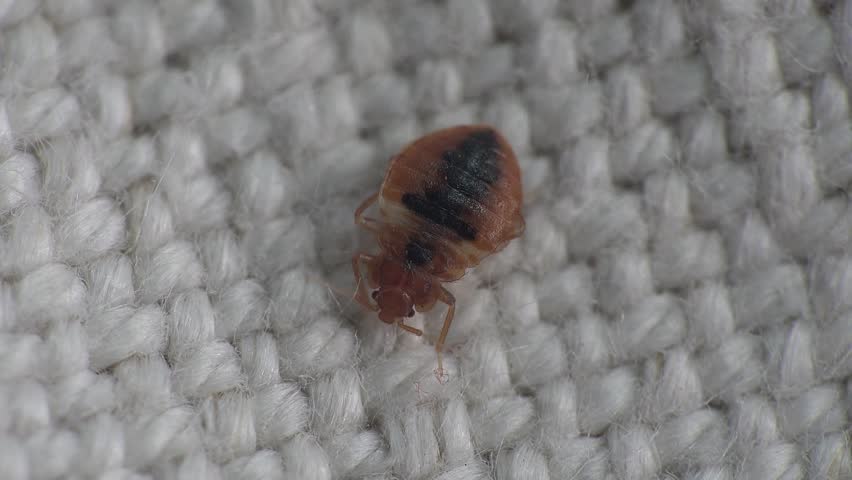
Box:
[354,191,381,233]
[434,287,456,381]
[351,252,378,311]
[397,321,423,336]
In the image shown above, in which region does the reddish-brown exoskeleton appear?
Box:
[352,125,525,379]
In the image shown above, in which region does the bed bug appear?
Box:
[352,125,525,379]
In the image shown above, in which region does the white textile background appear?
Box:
[0,0,851,479]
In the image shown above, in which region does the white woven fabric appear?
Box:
[1,0,851,479]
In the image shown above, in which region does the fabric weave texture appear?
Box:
[1,0,851,479]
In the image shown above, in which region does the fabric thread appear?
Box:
[0,1,850,479]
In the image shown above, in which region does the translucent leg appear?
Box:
[354,191,381,233]
[398,321,423,336]
[351,252,378,311]
[434,288,455,383]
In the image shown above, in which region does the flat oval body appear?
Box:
[377,125,524,280]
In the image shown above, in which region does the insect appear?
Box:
[352,125,525,379]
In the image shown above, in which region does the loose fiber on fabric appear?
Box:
[1,0,851,479]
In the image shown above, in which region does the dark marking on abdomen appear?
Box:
[402,129,502,241]
[404,239,433,266]
[402,192,478,240]
[442,129,501,202]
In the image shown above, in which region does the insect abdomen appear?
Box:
[379,125,524,273]
[399,129,503,240]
